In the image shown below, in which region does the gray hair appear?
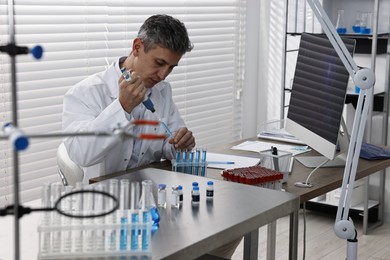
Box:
[138,14,194,55]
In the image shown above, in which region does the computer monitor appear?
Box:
[285,33,356,168]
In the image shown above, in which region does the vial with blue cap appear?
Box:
[157,184,167,208]
[191,186,200,205]
[178,185,183,204]
[206,181,214,200]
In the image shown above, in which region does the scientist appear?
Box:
[62,14,196,183]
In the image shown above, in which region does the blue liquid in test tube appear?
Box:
[120,217,128,250]
[175,150,181,172]
[182,150,188,174]
[130,211,139,250]
[188,150,194,174]
[195,149,200,176]
[130,181,140,251]
[119,179,130,251]
[201,149,207,177]
[142,210,150,250]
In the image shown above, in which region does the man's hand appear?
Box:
[118,71,146,113]
[169,127,195,150]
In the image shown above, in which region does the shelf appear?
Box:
[345,91,385,112]
[308,198,379,210]
[286,32,389,54]
[343,33,389,54]
[305,199,379,223]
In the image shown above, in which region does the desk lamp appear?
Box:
[306,0,375,259]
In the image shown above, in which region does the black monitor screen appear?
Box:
[287,33,355,146]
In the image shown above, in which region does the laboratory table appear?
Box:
[90,137,390,259]
[100,167,300,260]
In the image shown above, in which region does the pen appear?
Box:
[271,146,278,155]
[208,161,235,165]
[271,146,280,172]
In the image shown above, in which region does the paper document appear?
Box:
[206,152,260,170]
[257,128,305,145]
[231,140,310,156]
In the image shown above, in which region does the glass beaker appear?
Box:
[335,10,347,34]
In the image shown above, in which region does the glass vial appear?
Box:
[157,184,167,208]
[178,185,183,204]
[335,10,347,34]
[171,185,180,208]
[192,186,200,204]
[206,181,214,200]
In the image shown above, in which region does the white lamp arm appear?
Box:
[306,0,375,253]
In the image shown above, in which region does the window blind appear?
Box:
[0,0,246,204]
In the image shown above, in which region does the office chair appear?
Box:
[57,142,84,186]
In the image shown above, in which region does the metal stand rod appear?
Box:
[6,0,21,259]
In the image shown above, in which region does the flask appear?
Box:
[157,184,167,208]
[335,10,347,34]
[360,12,372,34]
[352,11,362,33]
[206,181,214,200]
[171,185,180,208]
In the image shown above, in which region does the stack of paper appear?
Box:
[231,140,310,156]
[206,152,261,170]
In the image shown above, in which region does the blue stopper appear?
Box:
[31,46,43,59]
[15,136,29,151]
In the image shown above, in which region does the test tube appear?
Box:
[119,179,130,251]
[50,182,63,253]
[182,150,188,174]
[106,179,119,251]
[73,182,84,252]
[195,148,200,176]
[40,183,51,254]
[141,180,152,251]
[83,185,95,252]
[94,183,106,252]
[175,150,182,172]
[130,181,140,251]
[61,186,73,253]
[188,150,194,175]
[201,148,207,177]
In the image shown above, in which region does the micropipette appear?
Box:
[120,67,174,139]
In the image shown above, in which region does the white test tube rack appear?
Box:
[37,182,152,259]
[37,219,152,259]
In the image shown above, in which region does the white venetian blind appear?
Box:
[0,0,246,204]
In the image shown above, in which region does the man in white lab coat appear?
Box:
[62,14,240,259]
[62,14,196,184]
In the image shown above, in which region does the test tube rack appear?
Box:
[221,165,283,190]
[172,149,208,176]
[171,159,208,176]
[37,214,152,259]
[37,180,153,259]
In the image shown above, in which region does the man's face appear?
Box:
[132,39,182,88]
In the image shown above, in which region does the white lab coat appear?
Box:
[62,58,185,183]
